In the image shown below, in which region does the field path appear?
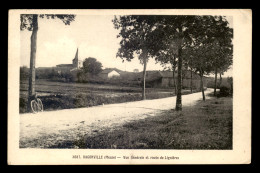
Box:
[20,89,214,148]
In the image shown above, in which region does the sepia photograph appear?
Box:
[8,9,251,165]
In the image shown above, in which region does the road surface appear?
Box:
[20,89,214,148]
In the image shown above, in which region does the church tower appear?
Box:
[72,48,83,69]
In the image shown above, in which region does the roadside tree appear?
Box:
[185,36,216,101]
[208,16,233,96]
[20,14,76,112]
[151,16,208,110]
[113,15,160,100]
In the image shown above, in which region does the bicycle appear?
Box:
[30,94,43,113]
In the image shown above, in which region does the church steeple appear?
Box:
[72,48,79,67]
[74,48,79,61]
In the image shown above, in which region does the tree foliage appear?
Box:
[113,15,233,107]
[113,15,162,62]
[113,15,163,100]
[20,14,76,31]
[151,16,204,110]
[141,15,233,103]
[181,16,233,99]
[208,16,233,73]
[82,57,103,75]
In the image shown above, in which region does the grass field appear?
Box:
[20,79,196,113]
[48,94,232,149]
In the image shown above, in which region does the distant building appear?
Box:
[56,48,83,73]
[136,70,208,89]
[99,68,121,79]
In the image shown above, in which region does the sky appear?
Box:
[20,15,233,77]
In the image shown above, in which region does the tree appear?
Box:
[155,49,178,94]
[207,16,233,96]
[119,16,212,109]
[82,57,103,75]
[151,16,204,110]
[180,16,233,100]
[20,14,76,112]
[192,43,215,101]
[113,15,160,100]
[185,29,220,101]
[113,15,231,109]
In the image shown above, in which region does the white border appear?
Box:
[8,9,252,165]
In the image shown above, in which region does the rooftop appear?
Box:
[101,68,123,74]
[56,64,74,68]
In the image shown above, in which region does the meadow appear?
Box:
[20,79,194,113]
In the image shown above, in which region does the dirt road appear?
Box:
[20,89,214,148]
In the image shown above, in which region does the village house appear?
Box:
[98,68,121,79]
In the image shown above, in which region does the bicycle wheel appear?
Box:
[31,100,38,113]
[37,98,43,112]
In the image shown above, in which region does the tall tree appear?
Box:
[151,16,204,110]
[181,16,233,100]
[113,15,160,100]
[195,45,215,101]
[20,14,76,112]
[213,43,233,94]
[205,16,233,96]
[187,37,216,101]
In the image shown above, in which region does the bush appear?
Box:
[60,71,76,82]
[219,86,231,97]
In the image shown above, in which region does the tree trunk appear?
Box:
[214,66,217,96]
[190,68,193,93]
[200,69,205,101]
[219,73,222,87]
[176,48,182,111]
[142,55,147,100]
[172,66,177,95]
[27,15,38,112]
